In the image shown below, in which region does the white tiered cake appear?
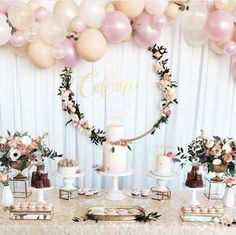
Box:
[155,155,172,175]
[102,125,127,172]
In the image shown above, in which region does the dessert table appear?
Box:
[0,190,236,235]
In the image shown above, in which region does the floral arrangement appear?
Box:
[0,131,62,178]
[59,45,178,146]
[58,159,79,167]
[177,131,236,176]
[224,176,236,188]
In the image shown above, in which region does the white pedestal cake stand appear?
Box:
[56,171,85,190]
[96,169,134,201]
[29,186,54,203]
[183,185,206,206]
[147,170,177,192]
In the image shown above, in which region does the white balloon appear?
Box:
[185,28,208,47]
[0,13,11,46]
[145,0,168,15]
[182,1,208,31]
[80,0,105,28]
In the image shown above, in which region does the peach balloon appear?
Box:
[209,40,224,54]
[165,3,180,21]
[105,3,116,13]
[28,0,40,12]
[10,43,29,57]
[215,0,236,12]
[115,0,145,18]
[28,40,55,69]
[53,0,79,31]
[76,28,107,62]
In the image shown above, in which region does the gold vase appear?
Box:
[210,165,225,182]
[10,160,31,179]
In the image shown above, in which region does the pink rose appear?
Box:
[167,152,175,158]
[163,110,172,117]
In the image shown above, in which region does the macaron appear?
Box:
[208,208,216,214]
[192,207,200,213]
[85,191,94,196]
[36,202,45,209]
[200,207,208,214]
[216,208,224,214]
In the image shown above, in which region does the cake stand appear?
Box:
[183,185,206,206]
[147,170,177,192]
[29,186,54,203]
[56,171,85,190]
[96,169,134,201]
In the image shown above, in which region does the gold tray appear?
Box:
[86,205,145,221]
[10,208,54,220]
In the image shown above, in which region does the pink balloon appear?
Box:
[231,61,236,80]
[35,7,48,22]
[71,16,86,34]
[58,38,80,68]
[101,10,131,43]
[133,11,161,47]
[205,10,234,42]
[223,41,236,56]
[0,0,15,14]
[9,31,26,48]
[152,14,167,28]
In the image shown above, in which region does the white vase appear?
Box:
[223,187,235,207]
[1,185,14,208]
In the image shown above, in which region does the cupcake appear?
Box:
[200,207,208,214]
[216,208,224,214]
[36,202,45,210]
[141,189,150,197]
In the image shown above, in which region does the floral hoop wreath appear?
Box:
[58,45,178,146]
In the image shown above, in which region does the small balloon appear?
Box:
[8,1,34,31]
[71,16,86,34]
[53,0,79,31]
[76,28,107,62]
[35,6,48,22]
[9,31,26,48]
[223,41,236,56]
[58,38,80,68]
[0,13,11,46]
[39,16,67,45]
[145,0,168,15]
[80,0,105,28]
[205,10,234,42]
[101,10,132,43]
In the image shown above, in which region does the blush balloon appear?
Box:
[101,10,132,43]
[0,0,15,14]
[152,14,167,28]
[71,16,86,34]
[223,41,236,56]
[35,6,48,22]
[9,31,26,47]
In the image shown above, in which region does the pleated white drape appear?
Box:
[0,1,235,191]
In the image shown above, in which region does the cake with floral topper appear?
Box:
[58,159,79,175]
[102,125,127,172]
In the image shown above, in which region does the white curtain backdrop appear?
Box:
[0,1,235,191]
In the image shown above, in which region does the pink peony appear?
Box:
[163,109,172,117]
[17,144,28,155]
[166,152,175,158]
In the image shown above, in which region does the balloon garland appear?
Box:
[58,45,178,145]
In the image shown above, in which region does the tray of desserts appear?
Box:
[86,205,145,221]
[10,202,54,220]
[181,204,224,223]
[78,188,102,198]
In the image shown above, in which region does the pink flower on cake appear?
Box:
[166,152,175,158]
[98,164,110,172]
[224,177,236,187]
[111,139,128,146]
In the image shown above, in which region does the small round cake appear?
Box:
[58,159,79,175]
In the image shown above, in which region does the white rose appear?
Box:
[213,159,222,166]
[9,148,21,161]
[0,138,7,144]
[222,143,231,154]
[206,140,214,148]
[21,136,32,146]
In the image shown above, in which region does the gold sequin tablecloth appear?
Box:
[0,190,236,235]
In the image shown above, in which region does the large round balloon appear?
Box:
[205,10,234,42]
[28,40,55,69]
[53,0,79,31]
[0,13,11,46]
[182,1,208,31]
[115,0,145,18]
[185,29,208,46]
[165,3,181,21]
[8,1,34,31]
[39,16,67,45]
[145,0,168,15]
[58,38,80,68]
[10,31,26,48]
[76,28,107,62]
[80,0,105,28]
[101,10,132,43]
